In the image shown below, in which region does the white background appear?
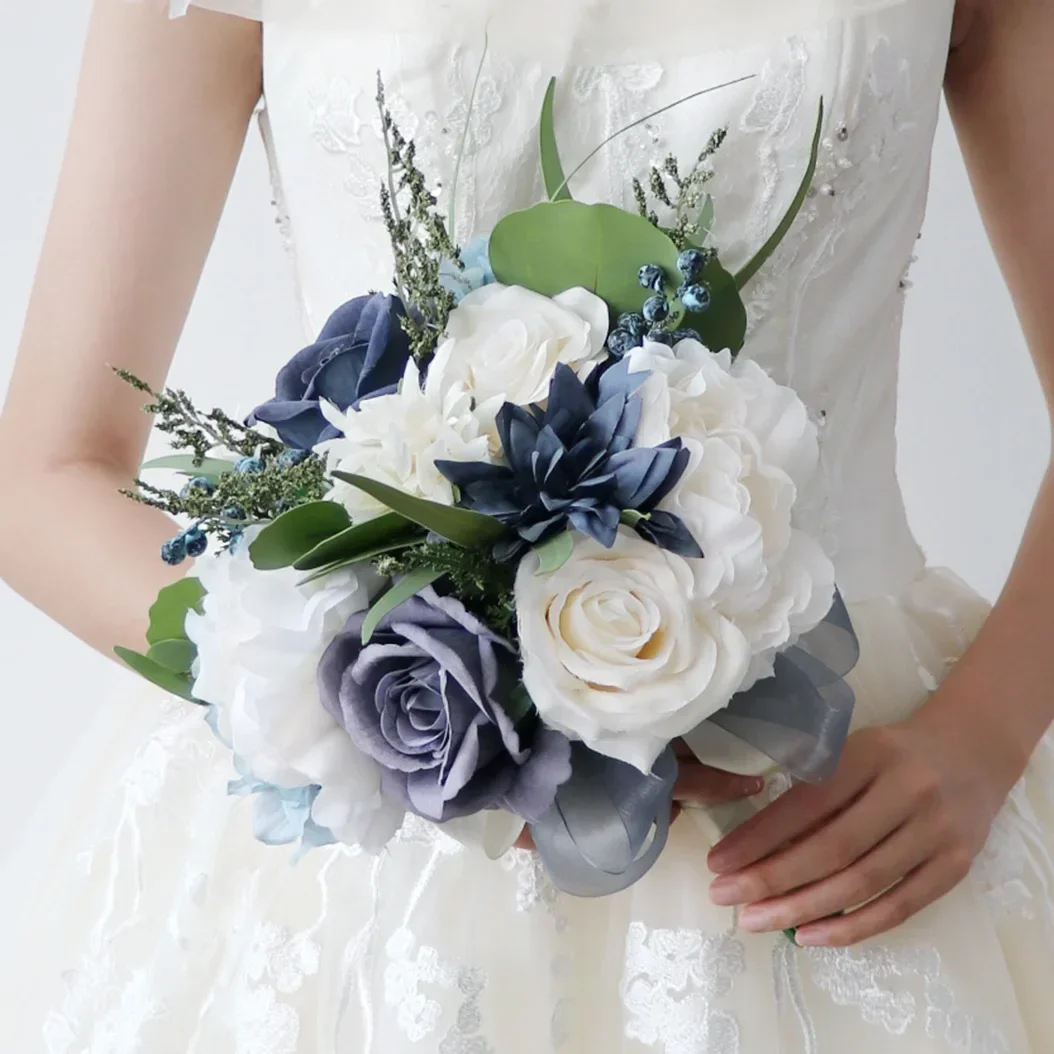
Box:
[0,4,1049,854]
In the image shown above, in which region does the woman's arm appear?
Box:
[0,1,261,655]
[701,0,1054,946]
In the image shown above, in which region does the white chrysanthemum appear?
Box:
[428,283,609,448]
[315,358,491,522]
[516,529,751,773]
[185,538,404,851]
[628,339,835,688]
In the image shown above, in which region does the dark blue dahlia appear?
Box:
[435,360,703,562]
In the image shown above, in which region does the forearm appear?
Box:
[1,463,183,655]
[921,460,1054,778]
[931,0,1054,778]
[0,2,261,657]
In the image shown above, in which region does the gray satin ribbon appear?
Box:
[530,744,677,898]
[529,593,860,897]
[707,590,860,783]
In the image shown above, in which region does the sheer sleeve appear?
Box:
[171,0,920,62]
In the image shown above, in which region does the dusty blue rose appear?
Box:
[317,586,571,823]
[251,292,412,450]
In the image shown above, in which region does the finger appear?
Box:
[674,762,765,804]
[709,772,913,906]
[737,819,931,932]
[794,852,970,947]
[708,756,876,875]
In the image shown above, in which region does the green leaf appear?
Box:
[294,511,424,571]
[140,454,236,480]
[540,78,572,202]
[330,473,507,549]
[504,684,536,724]
[619,510,648,528]
[362,568,445,644]
[294,536,429,587]
[249,501,351,571]
[736,98,824,291]
[684,254,748,355]
[146,577,206,647]
[534,531,574,575]
[114,646,200,703]
[686,195,715,247]
[147,638,198,674]
[490,201,681,318]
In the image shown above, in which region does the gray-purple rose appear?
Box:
[317,586,572,824]
[250,292,412,451]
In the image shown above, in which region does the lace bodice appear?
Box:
[250,0,954,602]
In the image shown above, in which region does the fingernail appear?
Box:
[739,906,779,932]
[794,929,828,947]
[709,877,747,906]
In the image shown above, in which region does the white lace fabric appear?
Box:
[173,0,914,63]
[5,1,1054,1050]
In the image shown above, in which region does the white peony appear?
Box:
[515,529,752,773]
[185,537,404,851]
[628,339,835,687]
[428,283,609,446]
[315,358,491,523]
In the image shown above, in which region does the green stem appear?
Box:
[448,36,489,240]
[550,74,755,201]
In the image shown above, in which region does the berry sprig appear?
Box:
[633,128,728,249]
[114,370,329,562]
[377,75,462,365]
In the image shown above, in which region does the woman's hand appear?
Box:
[515,742,764,850]
[705,697,1026,947]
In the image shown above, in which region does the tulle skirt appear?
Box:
[3,566,1053,1053]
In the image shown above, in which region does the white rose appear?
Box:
[315,357,491,523]
[516,529,751,773]
[628,339,835,687]
[630,340,818,491]
[185,537,404,851]
[429,283,609,445]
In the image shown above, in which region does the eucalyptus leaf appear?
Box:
[540,78,572,202]
[249,501,351,571]
[140,454,236,480]
[294,511,424,571]
[114,646,201,703]
[489,201,681,317]
[534,531,574,575]
[146,577,206,647]
[736,98,824,290]
[147,638,198,674]
[331,472,507,549]
[361,568,445,644]
[684,254,748,355]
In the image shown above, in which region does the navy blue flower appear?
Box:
[251,293,412,450]
[436,360,703,561]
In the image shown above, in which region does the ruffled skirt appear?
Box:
[2,566,1052,1053]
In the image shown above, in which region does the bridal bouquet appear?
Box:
[116,76,859,895]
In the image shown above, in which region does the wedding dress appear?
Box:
[3,0,1054,1050]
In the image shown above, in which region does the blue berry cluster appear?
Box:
[674,249,712,315]
[161,524,209,566]
[605,250,714,358]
